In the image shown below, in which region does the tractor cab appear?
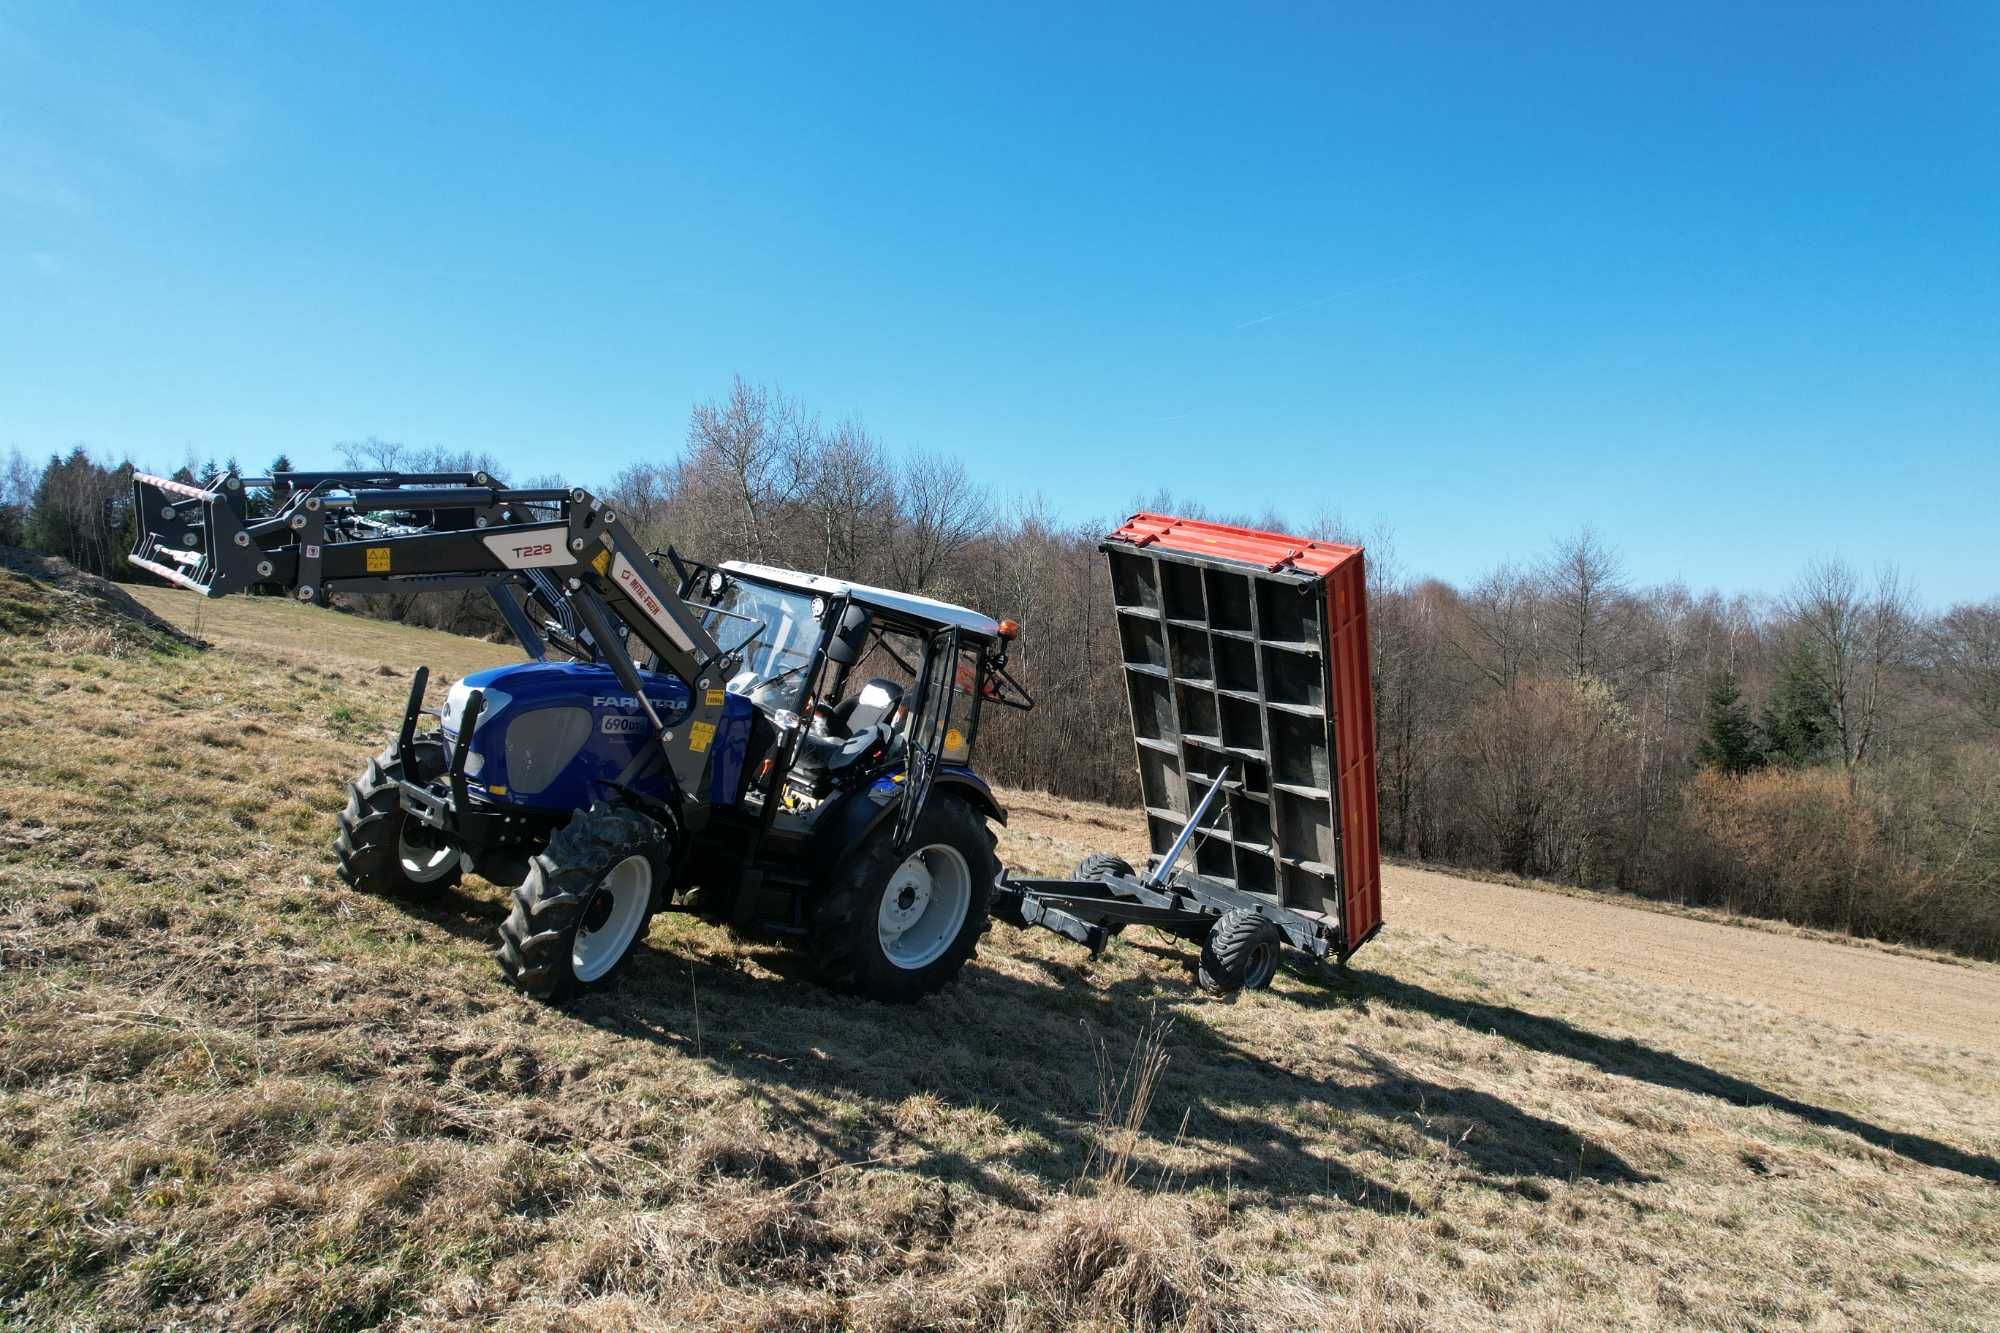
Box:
[686,561,1031,811]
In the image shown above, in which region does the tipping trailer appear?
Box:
[993,514,1382,993]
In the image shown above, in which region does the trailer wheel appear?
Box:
[1072,853,1136,936]
[495,802,669,1003]
[1197,909,1284,995]
[332,740,461,898]
[812,794,994,1003]
[1073,852,1135,882]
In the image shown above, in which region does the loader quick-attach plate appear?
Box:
[1101,513,1383,960]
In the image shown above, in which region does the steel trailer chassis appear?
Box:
[994,869,1341,960]
[990,763,1378,983]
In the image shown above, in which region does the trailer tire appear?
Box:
[1197,909,1283,995]
[495,802,668,1003]
[1073,852,1135,882]
[812,795,993,1003]
[1071,853,1136,936]
[332,740,461,898]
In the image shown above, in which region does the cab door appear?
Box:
[894,625,962,849]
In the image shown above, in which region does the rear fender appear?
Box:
[807,768,1003,885]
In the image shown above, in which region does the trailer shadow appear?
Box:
[354,885,1994,1191]
[1300,965,2000,1185]
[574,933,1653,1216]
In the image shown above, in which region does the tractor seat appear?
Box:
[816,679,904,740]
[794,679,906,782]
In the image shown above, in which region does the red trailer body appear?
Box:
[1101,513,1383,958]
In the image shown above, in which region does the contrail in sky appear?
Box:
[1233,269,1433,331]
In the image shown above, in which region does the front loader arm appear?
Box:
[131,468,734,798]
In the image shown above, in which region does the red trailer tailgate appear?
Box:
[1102,513,1384,956]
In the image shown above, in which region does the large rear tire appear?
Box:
[332,740,461,898]
[811,795,994,1002]
[495,803,670,1003]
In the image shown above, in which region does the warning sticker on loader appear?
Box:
[686,721,716,753]
[366,546,391,572]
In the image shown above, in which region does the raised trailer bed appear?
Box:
[993,513,1382,994]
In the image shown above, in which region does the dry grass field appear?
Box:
[2,564,1996,1330]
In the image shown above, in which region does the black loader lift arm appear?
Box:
[129,468,731,797]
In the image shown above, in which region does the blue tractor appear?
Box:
[131,469,1032,1002]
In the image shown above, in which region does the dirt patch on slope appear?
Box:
[0,546,201,652]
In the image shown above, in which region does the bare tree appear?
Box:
[1933,599,2000,732]
[335,436,414,473]
[1541,527,1628,681]
[0,446,34,545]
[1446,563,1539,689]
[889,451,990,592]
[603,460,681,551]
[1783,558,1915,793]
[797,419,895,579]
[685,376,812,564]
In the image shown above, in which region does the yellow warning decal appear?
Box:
[687,721,716,754]
[943,727,967,757]
[591,547,611,576]
[366,546,391,573]
[705,689,726,707]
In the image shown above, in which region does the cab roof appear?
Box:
[720,561,1003,641]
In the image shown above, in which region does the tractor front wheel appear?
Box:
[495,803,670,1003]
[333,740,462,898]
[812,795,994,1003]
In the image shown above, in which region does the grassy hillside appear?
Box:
[3,570,1997,1329]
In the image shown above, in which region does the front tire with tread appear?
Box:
[495,802,670,1003]
[332,740,460,898]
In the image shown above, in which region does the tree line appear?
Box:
[9,379,1997,957]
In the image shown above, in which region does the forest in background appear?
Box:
[7,375,1997,958]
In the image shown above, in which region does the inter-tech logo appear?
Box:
[615,562,663,617]
[608,553,696,652]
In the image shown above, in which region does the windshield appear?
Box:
[697,578,825,698]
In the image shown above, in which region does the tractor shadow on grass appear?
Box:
[574,928,1651,1216]
[1303,965,2000,1186]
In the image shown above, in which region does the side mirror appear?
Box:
[826,605,873,666]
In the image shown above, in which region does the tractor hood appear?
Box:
[440,660,693,809]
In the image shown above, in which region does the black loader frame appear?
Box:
[133,467,726,815]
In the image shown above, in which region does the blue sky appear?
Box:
[3,3,1995,601]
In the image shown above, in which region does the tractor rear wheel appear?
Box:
[1197,909,1284,995]
[811,795,994,1003]
[495,803,670,1003]
[333,740,461,898]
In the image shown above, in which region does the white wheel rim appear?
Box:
[398,827,459,883]
[572,854,652,982]
[877,842,972,971]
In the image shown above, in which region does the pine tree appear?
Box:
[1760,648,1836,766]
[266,453,296,514]
[1696,671,1764,775]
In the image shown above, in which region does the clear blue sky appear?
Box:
[3,3,1995,601]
